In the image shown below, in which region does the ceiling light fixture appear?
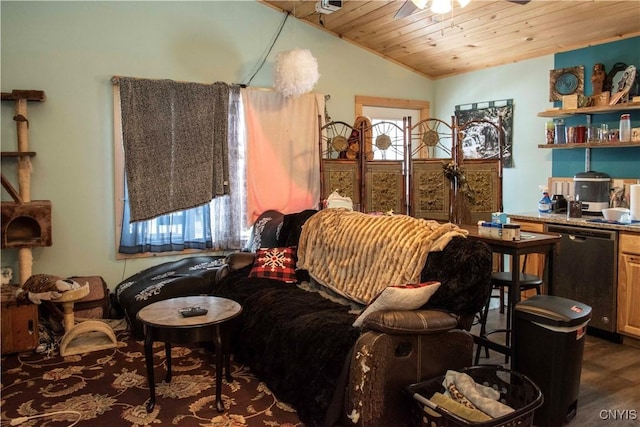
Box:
[430,0,471,14]
[410,0,429,8]
[430,0,451,14]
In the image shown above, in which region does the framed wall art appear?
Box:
[549,66,584,102]
[455,99,514,168]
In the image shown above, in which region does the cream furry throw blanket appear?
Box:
[297,209,468,305]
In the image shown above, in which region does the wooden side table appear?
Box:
[1,284,39,355]
[137,296,242,413]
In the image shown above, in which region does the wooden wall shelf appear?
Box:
[1,152,36,158]
[538,141,640,149]
[1,90,45,102]
[537,102,640,118]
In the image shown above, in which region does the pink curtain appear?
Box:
[242,89,323,225]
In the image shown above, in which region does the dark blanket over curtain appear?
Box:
[118,77,230,222]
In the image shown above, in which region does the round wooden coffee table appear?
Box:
[137,295,242,413]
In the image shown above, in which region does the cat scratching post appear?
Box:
[15,96,32,203]
[15,95,33,284]
[14,93,33,285]
[18,248,33,286]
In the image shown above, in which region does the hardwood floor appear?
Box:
[471,307,640,427]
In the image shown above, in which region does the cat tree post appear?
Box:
[16,97,33,284]
[16,97,32,202]
[16,97,33,285]
[1,90,48,286]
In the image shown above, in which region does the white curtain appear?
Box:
[242,89,324,225]
[210,85,246,249]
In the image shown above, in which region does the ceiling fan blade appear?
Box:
[394,1,418,19]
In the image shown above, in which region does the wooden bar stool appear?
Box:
[475,255,542,364]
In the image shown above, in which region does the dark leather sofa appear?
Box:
[114,256,224,339]
[212,209,493,427]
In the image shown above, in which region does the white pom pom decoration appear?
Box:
[273,49,320,98]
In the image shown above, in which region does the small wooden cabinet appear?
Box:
[1,284,39,354]
[617,232,640,338]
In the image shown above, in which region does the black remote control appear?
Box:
[179,307,208,317]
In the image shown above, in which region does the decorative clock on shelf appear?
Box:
[549,66,584,102]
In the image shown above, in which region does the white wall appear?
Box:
[0,1,435,288]
[434,55,555,214]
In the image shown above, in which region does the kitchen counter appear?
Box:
[510,212,640,344]
[509,212,640,233]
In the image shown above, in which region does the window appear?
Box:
[118,184,215,254]
[357,96,430,160]
[356,96,429,126]
[113,82,247,259]
[368,118,405,161]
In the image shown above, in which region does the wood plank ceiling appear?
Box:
[259,0,640,79]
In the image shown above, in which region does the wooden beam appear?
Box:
[1,174,23,203]
[0,152,36,158]
[1,90,46,102]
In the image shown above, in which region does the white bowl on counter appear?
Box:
[602,207,631,222]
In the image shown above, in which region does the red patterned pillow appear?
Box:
[248,247,297,283]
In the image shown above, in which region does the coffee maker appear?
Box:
[573,171,610,214]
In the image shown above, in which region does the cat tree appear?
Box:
[1,90,52,285]
[2,90,117,356]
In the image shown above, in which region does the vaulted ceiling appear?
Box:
[259,0,640,79]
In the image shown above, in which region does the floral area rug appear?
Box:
[0,330,303,427]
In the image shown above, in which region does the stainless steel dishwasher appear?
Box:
[545,224,618,334]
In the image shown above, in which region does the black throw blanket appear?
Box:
[421,236,492,321]
[214,267,361,426]
[212,235,492,426]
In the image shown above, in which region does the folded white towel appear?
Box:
[443,370,515,419]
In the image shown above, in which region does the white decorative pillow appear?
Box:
[352,281,441,328]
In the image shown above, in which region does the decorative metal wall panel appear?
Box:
[463,160,501,223]
[409,118,453,160]
[364,161,404,214]
[320,116,502,223]
[410,160,450,221]
[320,121,356,160]
[321,160,360,204]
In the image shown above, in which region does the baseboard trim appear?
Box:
[621,335,640,349]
